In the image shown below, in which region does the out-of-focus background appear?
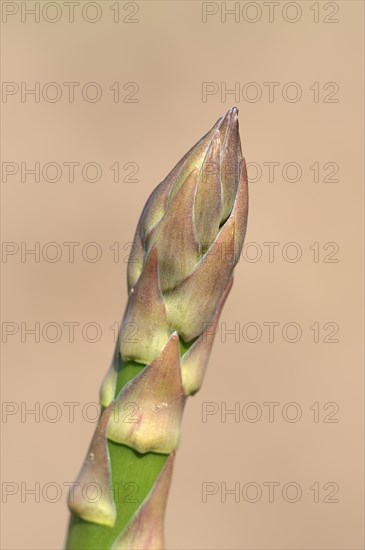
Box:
[1,1,364,549]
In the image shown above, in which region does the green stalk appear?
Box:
[66,108,248,550]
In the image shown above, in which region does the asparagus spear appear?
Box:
[66,108,248,550]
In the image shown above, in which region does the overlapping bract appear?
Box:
[128,107,247,293]
[107,334,185,454]
[125,107,248,354]
[106,108,248,459]
[68,109,248,549]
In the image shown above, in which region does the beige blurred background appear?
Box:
[1,1,364,549]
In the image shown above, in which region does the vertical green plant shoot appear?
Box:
[66,108,248,550]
